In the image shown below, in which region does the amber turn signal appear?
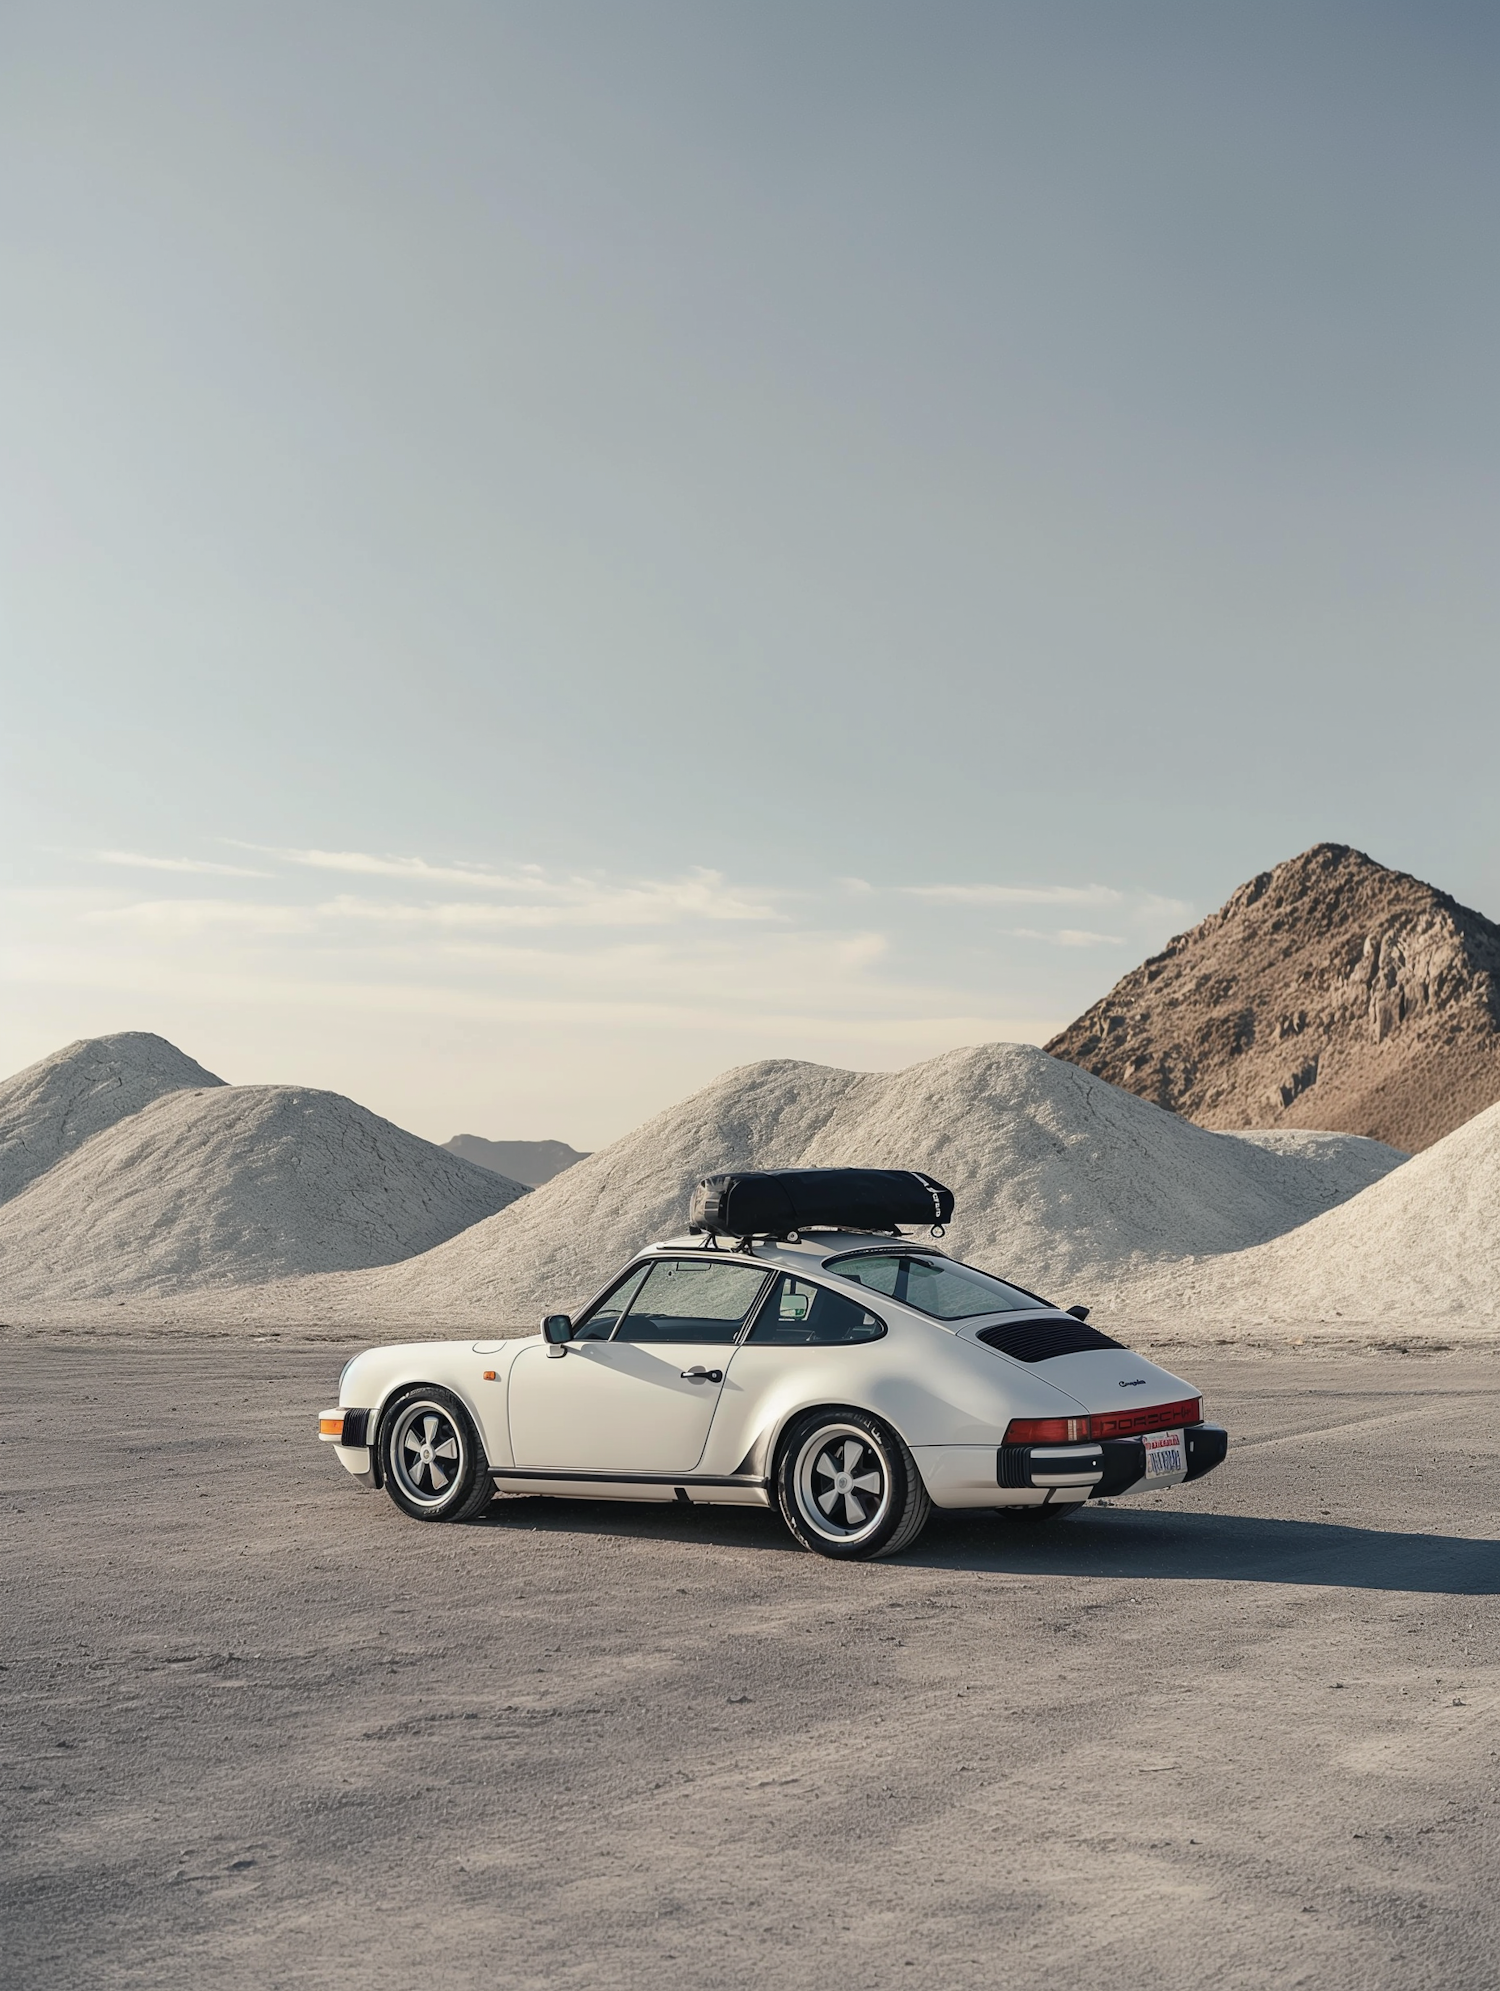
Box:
[319,1414,344,1438]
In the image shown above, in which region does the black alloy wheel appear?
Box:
[380,1387,494,1522]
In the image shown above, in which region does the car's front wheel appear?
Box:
[776,1409,931,1560]
[380,1387,493,1522]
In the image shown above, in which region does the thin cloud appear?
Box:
[430,928,893,993]
[1008,927,1125,947]
[89,900,315,933]
[315,877,782,927]
[96,850,270,878]
[901,883,1124,908]
[231,844,520,887]
[233,847,784,923]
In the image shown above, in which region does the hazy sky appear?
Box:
[3,2,1496,1144]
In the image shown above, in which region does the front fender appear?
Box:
[338,1336,533,1470]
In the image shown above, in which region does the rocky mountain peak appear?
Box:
[1046,844,1500,1150]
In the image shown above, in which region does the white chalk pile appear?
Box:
[0,1040,527,1311]
[227,1043,1406,1332]
[10,1030,1496,1336]
[0,1032,225,1204]
[1118,1097,1500,1326]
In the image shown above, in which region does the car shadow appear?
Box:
[907,1507,1500,1595]
[477,1497,1500,1595]
[476,1495,801,1555]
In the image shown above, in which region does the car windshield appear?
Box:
[828,1253,1044,1320]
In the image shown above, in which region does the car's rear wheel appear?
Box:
[380,1387,493,1522]
[776,1409,930,1560]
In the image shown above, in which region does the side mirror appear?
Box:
[542,1313,573,1358]
[1066,1304,1090,1322]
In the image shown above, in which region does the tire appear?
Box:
[379,1387,493,1523]
[776,1409,931,1561]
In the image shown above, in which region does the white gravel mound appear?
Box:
[1120,1098,1500,1325]
[0,1084,528,1305]
[271,1043,1407,1329]
[0,1032,224,1206]
[1215,1126,1413,1205]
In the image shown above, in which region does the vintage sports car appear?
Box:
[318,1168,1227,1559]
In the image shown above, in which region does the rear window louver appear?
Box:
[976,1319,1126,1363]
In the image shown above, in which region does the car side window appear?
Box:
[572,1263,651,1340]
[747,1275,886,1347]
[614,1259,770,1345]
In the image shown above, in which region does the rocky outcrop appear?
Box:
[1046,843,1500,1151]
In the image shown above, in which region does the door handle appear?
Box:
[680,1366,723,1383]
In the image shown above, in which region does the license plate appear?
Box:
[1142,1428,1185,1478]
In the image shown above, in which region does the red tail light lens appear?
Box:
[1003,1417,1091,1444]
[1003,1397,1201,1445]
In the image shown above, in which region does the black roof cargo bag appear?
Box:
[688,1167,953,1238]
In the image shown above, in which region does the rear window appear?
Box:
[827,1253,1044,1320]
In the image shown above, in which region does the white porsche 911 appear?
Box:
[318,1168,1227,1560]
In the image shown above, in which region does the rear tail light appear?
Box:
[1003,1397,1200,1445]
[1090,1396,1200,1440]
[1004,1416,1091,1443]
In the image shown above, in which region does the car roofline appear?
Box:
[629,1232,1062,1322]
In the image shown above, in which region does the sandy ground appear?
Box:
[3,1336,1498,1990]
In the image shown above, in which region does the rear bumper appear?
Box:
[995,1421,1228,1499]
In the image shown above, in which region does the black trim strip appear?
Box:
[732,1430,773,1480]
[339,1407,371,1449]
[490,1466,768,1488]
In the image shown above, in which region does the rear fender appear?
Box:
[704,1326,1088,1477]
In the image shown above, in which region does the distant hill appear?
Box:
[0,1031,225,1206]
[1047,843,1500,1151]
[442,1135,588,1187]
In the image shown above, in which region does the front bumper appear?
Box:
[996,1421,1228,1499]
[318,1406,378,1490]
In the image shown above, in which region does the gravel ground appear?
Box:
[3,1337,1498,1990]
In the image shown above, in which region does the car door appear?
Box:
[507,1257,772,1472]
[706,1271,891,1468]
